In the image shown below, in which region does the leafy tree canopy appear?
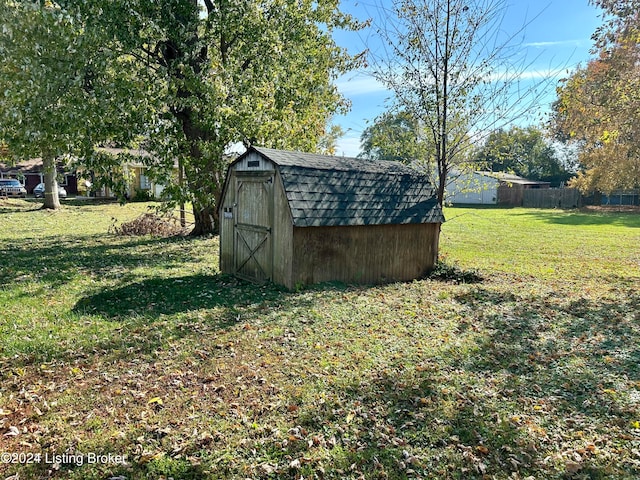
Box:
[359,110,433,164]
[472,126,573,185]
[1,0,362,230]
[0,0,140,207]
[551,0,640,194]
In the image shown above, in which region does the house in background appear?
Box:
[91,148,176,199]
[0,158,78,195]
[446,171,550,206]
[219,147,444,289]
[1,149,176,199]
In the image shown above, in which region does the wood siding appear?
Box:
[219,157,293,285]
[271,171,293,285]
[289,223,440,288]
[219,149,442,289]
[234,172,274,281]
[497,183,524,206]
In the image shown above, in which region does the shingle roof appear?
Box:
[250,147,444,228]
[0,158,72,174]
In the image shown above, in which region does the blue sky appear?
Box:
[331,0,604,157]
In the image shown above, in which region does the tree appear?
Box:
[367,0,548,206]
[75,0,361,234]
[318,124,346,156]
[590,0,640,51]
[0,1,137,209]
[1,1,360,231]
[551,1,640,194]
[359,110,433,164]
[472,126,572,185]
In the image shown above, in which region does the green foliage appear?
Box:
[472,126,573,185]
[318,124,345,156]
[359,110,433,164]
[131,189,154,202]
[0,0,363,231]
[100,0,363,234]
[0,1,145,208]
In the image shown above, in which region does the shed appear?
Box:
[218,147,444,289]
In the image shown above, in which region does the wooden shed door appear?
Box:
[234,174,274,282]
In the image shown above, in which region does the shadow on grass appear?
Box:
[73,273,288,319]
[8,274,337,369]
[279,286,640,479]
[444,286,640,477]
[0,200,43,214]
[455,286,640,384]
[283,352,534,479]
[0,234,204,289]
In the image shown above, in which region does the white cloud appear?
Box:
[488,67,569,82]
[524,39,585,48]
[335,133,362,158]
[337,64,569,98]
[335,73,390,96]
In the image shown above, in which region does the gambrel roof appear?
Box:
[230,147,444,228]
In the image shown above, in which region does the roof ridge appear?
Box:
[252,146,419,175]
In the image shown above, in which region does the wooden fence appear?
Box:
[523,188,582,209]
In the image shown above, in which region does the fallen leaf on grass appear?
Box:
[565,460,582,473]
[138,451,165,464]
[260,463,277,474]
[4,426,20,436]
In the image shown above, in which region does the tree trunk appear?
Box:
[190,203,217,235]
[42,155,60,210]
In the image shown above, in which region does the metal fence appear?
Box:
[601,190,640,206]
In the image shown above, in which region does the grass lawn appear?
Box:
[1,199,639,479]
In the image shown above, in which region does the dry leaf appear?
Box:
[565,460,582,473]
[476,445,490,455]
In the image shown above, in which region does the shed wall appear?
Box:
[271,171,294,285]
[290,223,440,288]
[445,173,498,205]
[219,173,236,274]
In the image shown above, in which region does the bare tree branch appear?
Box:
[366,0,559,204]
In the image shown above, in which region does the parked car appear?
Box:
[33,182,67,199]
[0,179,27,198]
